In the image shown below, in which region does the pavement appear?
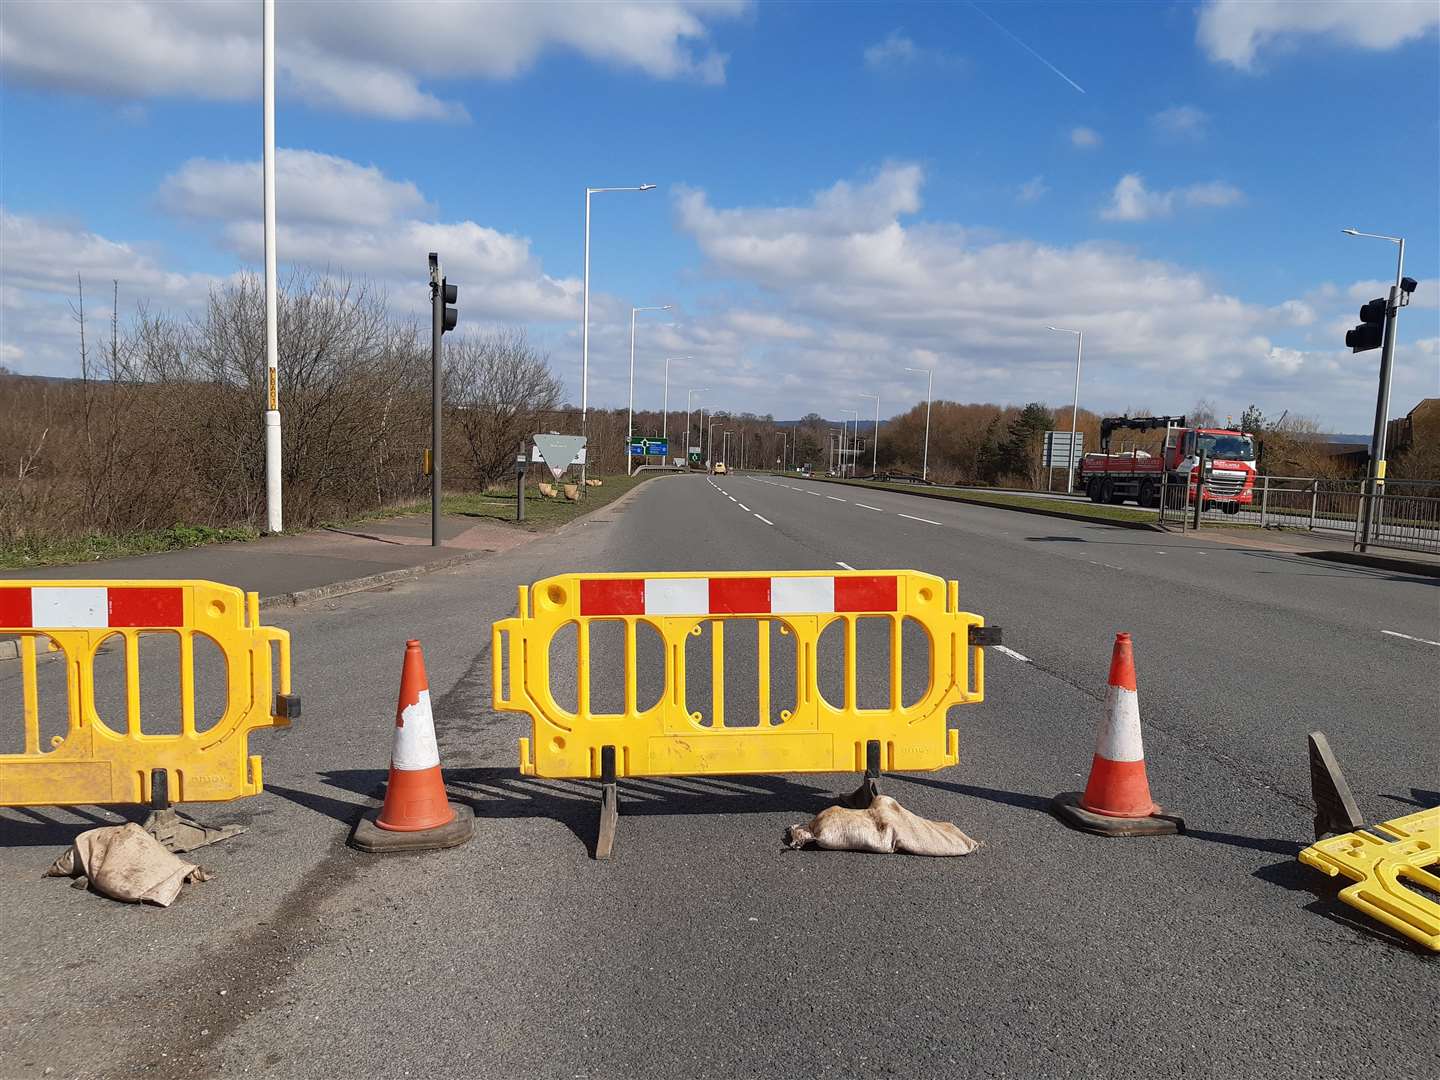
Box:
[2,472,1437,1079]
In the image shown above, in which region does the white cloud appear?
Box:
[1070,126,1101,148]
[0,0,747,119]
[664,163,1415,428]
[1016,176,1049,204]
[1198,0,1440,70]
[864,30,918,70]
[1152,104,1209,141]
[160,150,430,226]
[1101,174,1244,221]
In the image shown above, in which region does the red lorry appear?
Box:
[1076,415,1257,513]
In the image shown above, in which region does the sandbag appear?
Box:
[46,823,209,906]
[784,795,979,856]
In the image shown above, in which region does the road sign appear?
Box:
[533,435,587,480]
[628,437,668,457]
[1043,431,1084,468]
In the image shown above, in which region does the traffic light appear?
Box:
[1345,296,1387,353]
[440,279,457,333]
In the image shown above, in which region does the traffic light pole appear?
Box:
[1359,282,1400,551]
[430,255,443,548]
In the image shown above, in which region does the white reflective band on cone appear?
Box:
[1095,686,1145,762]
[393,689,441,770]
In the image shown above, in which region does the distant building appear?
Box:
[1387,398,1440,456]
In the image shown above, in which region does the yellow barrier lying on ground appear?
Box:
[493,570,995,854]
[1299,805,1440,952]
[0,580,297,809]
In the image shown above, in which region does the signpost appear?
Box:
[628,437,669,458]
[688,446,702,468]
[533,434,588,481]
[1043,431,1084,491]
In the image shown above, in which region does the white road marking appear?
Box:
[827,496,846,502]
[754,514,774,525]
[898,513,942,525]
[1381,630,1440,647]
[727,496,736,502]
[836,561,856,570]
[993,645,1031,663]
[738,503,750,511]
[855,503,884,512]
[808,491,822,496]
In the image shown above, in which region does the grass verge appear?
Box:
[438,470,664,530]
[0,523,260,571]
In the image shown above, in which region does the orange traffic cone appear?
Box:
[350,640,474,852]
[1051,633,1182,836]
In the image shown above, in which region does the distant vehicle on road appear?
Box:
[713,462,727,475]
[1078,415,1257,513]
[868,471,934,486]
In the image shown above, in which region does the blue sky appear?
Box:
[3,0,1437,431]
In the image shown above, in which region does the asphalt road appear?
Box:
[2,473,1436,1079]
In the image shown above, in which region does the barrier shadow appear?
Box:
[890,773,1051,813]
[264,783,376,826]
[1379,787,1440,810]
[0,805,148,848]
[318,767,837,858]
[1233,548,1440,585]
[1252,857,1435,957]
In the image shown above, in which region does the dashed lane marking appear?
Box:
[836,561,856,570]
[827,496,846,502]
[738,503,750,511]
[855,503,884,512]
[754,514,774,525]
[897,513,941,525]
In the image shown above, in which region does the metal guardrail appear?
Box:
[1159,473,1440,555]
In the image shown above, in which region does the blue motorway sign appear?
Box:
[629,438,668,457]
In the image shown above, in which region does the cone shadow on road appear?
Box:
[264,783,375,826]
[318,767,836,858]
[890,773,1051,812]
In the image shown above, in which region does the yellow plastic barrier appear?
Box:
[1,580,296,808]
[1299,806,1440,952]
[492,570,988,781]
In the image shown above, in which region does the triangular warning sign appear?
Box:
[532,435,587,480]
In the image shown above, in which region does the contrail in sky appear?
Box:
[969,2,1087,94]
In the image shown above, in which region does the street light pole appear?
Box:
[904,366,933,481]
[262,0,282,534]
[581,183,656,485]
[661,357,692,450]
[1343,227,1407,550]
[841,409,859,478]
[685,388,708,469]
[1047,326,1084,493]
[627,304,670,476]
[859,393,879,477]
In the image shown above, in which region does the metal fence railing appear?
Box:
[1157,473,1440,556]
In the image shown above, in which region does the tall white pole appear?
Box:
[860,394,879,476]
[1068,333,1083,494]
[663,359,670,444]
[262,0,281,533]
[906,367,932,481]
[625,305,636,476]
[580,188,592,485]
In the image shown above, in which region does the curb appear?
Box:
[1297,548,1440,579]
[258,548,497,610]
[774,473,1163,533]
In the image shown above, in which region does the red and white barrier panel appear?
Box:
[579,575,898,617]
[0,586,184,629]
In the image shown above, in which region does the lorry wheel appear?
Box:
[1139,479,1156,508]
[1087,478,1103,503]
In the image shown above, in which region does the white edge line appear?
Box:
[754,514,773,525]
[1381,629,1440,647]
[855,503,884,512]
[836,561,856,570]
[897,513,942,525]
[993,645,1031,663]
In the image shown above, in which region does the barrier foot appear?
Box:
[1308,731,1363,840]
[595,745,619,860]
[839,740,884,809]
[144,770,246,853]
[142,807,246,854]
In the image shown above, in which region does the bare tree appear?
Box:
[447,329,562,488]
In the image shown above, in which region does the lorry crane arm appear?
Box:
[1098,415,1187,452]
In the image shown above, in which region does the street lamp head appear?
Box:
[1342,228,1360,236]
[639,184,657,191]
